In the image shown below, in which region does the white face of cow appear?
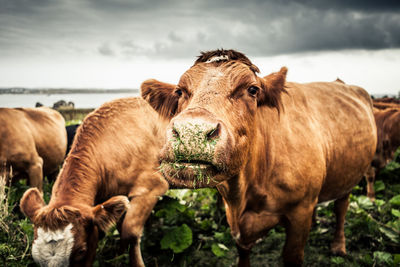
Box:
[20,188,131,267]
[32,224,75,267]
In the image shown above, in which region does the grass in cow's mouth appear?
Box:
[158,161,216,188]
[158,123,220,187]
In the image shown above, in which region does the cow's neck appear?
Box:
[49,156,100,208]
[216,111,277,234]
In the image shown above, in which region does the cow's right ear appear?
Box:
[92,196,129,233]
[258,67,288,112]
[141,79,178,119]
[20,188,45,221]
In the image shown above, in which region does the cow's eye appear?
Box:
[175,89,183,97]
[247,86,259,96]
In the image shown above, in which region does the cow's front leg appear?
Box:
[121,172,168,267]
[234,211,280,267]
[330,193,350,256]
[237,243,251,267]
[282,203,315,267]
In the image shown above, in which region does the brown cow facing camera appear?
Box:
[20,98,169,267]
[141,49,377,266]
[0,107,67,191]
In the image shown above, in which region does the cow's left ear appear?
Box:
[20,188,45,222]
[258,67,288,111]
[92,196,129,232]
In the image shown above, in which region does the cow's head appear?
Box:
[142,49,287,188]
[20,188,129,266]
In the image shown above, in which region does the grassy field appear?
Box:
[0,120,399,266]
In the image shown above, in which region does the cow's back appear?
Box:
[260,81,376,204]
[24,107,67,174]
[65,97,168,199]
[0,109,35,166]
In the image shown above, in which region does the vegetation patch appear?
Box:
[0,172,35,266]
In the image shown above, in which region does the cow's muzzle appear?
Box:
[159,114,229,188]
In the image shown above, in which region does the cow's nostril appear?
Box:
[206,123,220,141]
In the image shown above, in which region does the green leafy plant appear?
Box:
[160,224,193,253]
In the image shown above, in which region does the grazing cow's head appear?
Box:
[141,49,287,188]
[20,188,129,266]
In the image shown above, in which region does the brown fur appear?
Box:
[141,49,377,266]
[373,100,400,110]
[20,97,169,267]
[0,107,67,192]
[365,107,400,199]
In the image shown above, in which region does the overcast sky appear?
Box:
[0,0,399,95]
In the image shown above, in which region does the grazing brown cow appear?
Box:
[0,107,67,191]
[20,98,169,267]
[141,49,377,266]
[365,107,400,199]
[373,100,400,110]
[374,97,400,105]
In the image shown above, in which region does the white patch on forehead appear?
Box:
[32,223,74,267]
[205,55,229,63]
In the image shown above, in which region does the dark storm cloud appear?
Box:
[288,0,400,12]
[0,0,399,60]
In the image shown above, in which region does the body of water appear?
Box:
[0,93,140,108]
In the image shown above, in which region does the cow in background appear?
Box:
[365,106,400,200]
[20,98,169,267]
[373,101,400,110]
[0,107,67,191]
[374,97,400,105]
[141,49,377,266]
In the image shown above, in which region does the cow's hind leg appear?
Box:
[27,157,43,192]
[330,193,350,256]
[365,166,377,201]
[282,203,315,267]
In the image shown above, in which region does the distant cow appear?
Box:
[365,107,400,199]
[65,124,80,156]
[141,49,377,266]
[373,100,400,110]
[374,97,400,105]
[20,98,169,267]
[0,107,67,191]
